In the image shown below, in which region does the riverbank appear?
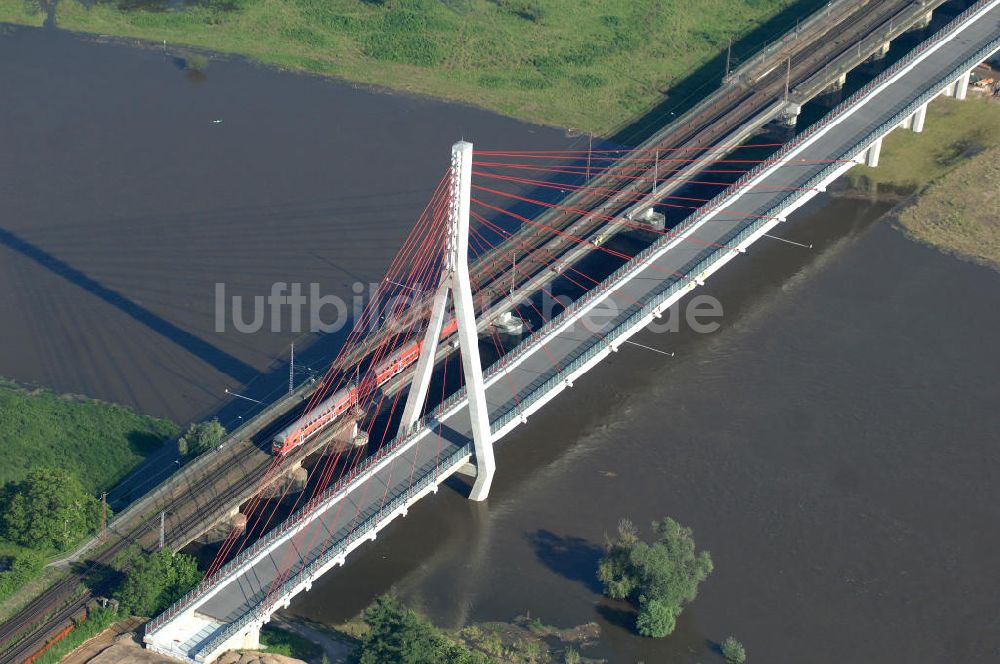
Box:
[0,379,177,495]
[892,145,1000,270]
[845,93,1000,269]
[308,608,602,664]
[0,380,176,609]
[1,0,809,134]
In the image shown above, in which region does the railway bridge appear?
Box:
[141,1,1000,661]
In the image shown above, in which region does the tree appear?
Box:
[1,468,101,550]
[722,636,747,664]
[114,549,200,617]
[597,517,713,638]
[177,418,226,459]
[359,595,445,664]
[358,595,493,664]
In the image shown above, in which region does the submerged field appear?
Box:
[849,96,1000,268]
[1,0,808,134]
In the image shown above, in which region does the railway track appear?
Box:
[0,401,341,663]
[340,0,945,375]
[467,0,934,306]
[0,1,954,661]
[0,442,268,663]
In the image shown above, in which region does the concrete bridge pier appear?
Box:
[871,41,892,62]
[942,70,972,98]
[318,421,369,456]
[864,137,883,168]
[911,10,934,31]
[779,103,801,128]
[819,72,848,106]
[910,102,928,133]
[265,460,309,498]
[955,69,972,100]
[201,622,262,658]
[234,626,261,651]
[197,507,247,544]
[770,102,801,139]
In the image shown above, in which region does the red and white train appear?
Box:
[271,317,460,455]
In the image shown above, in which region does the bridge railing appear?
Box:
[491,0,1000,431]
[147,371,473,634]
[192,445,471,661]
[110,377,315,546]
[147,0,998,645]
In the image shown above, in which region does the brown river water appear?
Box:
[2,21,999,664]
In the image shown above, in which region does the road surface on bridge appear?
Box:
[147,3,1000,660]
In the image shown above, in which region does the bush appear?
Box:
[635,597,677,638]
[0,552,44,603]
[178,418,226,459]
[496,0,545,23]
[113,549,200,617]
[722,636,747,664]
[572,73,607,89]
[358,595,494,664]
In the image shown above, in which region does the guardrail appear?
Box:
[490,0,1000,432]
[604,0,867,138]
[791,0,949,103]
[107,378,315,539]
[147,0,999,652]
[191,446,471,661]
[146,375,470,633]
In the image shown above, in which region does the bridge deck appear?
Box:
[150,3,1000,659]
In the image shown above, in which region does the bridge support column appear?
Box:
[267,460,308,497]
[955,69,971,100]
[911,103,927,133]
[865,137,882,168]
[867,41,891,63]
[912,10,933,31]
[820,73,847,106]
[235,625,261,651]
[399,141,494,502]
[779,103,801,129]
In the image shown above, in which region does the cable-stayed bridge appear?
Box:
[137,2,1000,661]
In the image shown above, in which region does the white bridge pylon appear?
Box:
[398,140,495,501]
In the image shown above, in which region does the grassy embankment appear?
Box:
[29,606,119,664]
[0,380,177,602]
[0,380,177,499]
[849,96,1000,269]
[3,0,803,134]
[257,624,324,660]
[0,1,43,27]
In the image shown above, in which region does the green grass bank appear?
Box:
[0,378,176,601]
[0,379,178,496]
[3,0,806,134]
[849,96,1000,269]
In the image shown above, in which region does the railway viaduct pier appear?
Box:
[141,2,1000,661]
